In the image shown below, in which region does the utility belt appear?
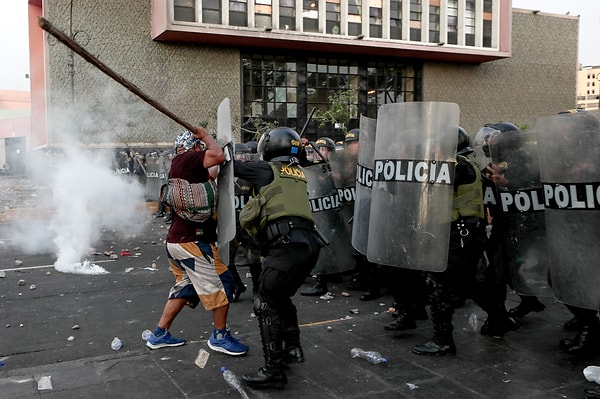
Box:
[265,217,315,242]
[265,216,329,247]
[454,216,484,229]
[453,217,484,248]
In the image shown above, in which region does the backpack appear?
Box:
[160,178,218,223]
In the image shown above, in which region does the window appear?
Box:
[175,0,196,21]
[280,0,296,30]
[483,0,493,47]
[447,0,458,45]
[255,0,273,29]
[366,62,420,116]
[241,52,422,141]
[203,0,222,23]
[465,0,476,46]
[303,0,319,32]
[348,0,362,36]
[326,0,341,34]
[369,0,383,38]
[390,0,402,39]
[428,0,440,43]
[410,0,422,41]
[230,0,248,26]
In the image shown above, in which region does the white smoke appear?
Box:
[19,142,148,275]
[48,145,146,273]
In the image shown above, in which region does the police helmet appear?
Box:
[344,129,360,143]
[246,140,258,154]
[258,127,302,162]
[456,127,474,155]
[174,130,201,152]
[235,143,251,154]
[485,122,522,150]
[315,137,336,151]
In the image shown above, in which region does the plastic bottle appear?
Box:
[350,347,388,364]
[221,366,251,399]
[110,337,123,351]
[584,366,600,384]
[141,329,153,341]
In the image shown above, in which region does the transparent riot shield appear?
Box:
[536,111,600,310]
[328,147,358,241]
[351,116,376,255]
[367,102,459,271]
[303,163,355,274]
[144,151,163,201]
[216,98,235,265]
[489,132,551,297]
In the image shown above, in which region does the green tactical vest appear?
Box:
[452,155,485,222]
[259,162,314,225]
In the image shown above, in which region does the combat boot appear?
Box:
[560,323,600,356]
[508,295,545,318]
[242,353,288,389]
[413,297,455,356]
[300,274,328,296]
[384,304,424,331]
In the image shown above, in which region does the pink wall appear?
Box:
[28,0,46,149]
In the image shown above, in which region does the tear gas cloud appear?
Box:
[22,144,147,274]
[14,87,150,274]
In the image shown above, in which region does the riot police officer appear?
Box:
[475,122,541,335]
[412,128,487,356]
[301,136,336,296]
[344,129,382,301]
[234,127,324,389]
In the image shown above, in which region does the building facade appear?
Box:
[27,0,578,148]
[577,65,600,111]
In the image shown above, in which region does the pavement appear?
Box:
[1,179,600,398]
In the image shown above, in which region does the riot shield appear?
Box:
[489,133,551,297]
[367,102,459,271]
[144,151,163,201]
[216,98,236,265]
[303,163,355,274]
[351,115,377,255]
[536,110,600,310]
[328,147,357,241]
[472,126,495,172]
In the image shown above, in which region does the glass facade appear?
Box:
[242,53,422,141]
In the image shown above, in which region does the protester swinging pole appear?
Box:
[38,17,197,133]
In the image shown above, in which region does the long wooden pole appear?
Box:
[38,17,196,133]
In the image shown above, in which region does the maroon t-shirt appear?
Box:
[166,150,218,243]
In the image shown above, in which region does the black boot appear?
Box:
[243,294,288,389]
[359,289,380,301]
[384,304,420,331]
[284,346,305,364]
[300,275,328,296]
[508,295,545,318]
[560,323,600,355]
[242,358,288,389]
[413,279,456,356]
[232,283,247,303]
[480,312,520,337]
[282,317,305,364]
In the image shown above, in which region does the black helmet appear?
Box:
[246,140,258,153]
[485,122,522,150]
[315,137,336,151]
[235,143,251,154]
[344,129,360,143]
[457,127,473,155]
[258,127,302,162]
